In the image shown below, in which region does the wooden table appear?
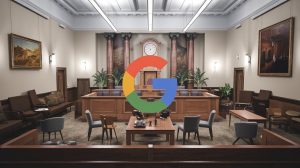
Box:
[126,116,175,145]
[229,110,267,128]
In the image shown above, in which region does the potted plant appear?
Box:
[219,83,231,103]
[92,68,108,96]
[191,68,208,96]
[175,67,189,95]
[111,68,124,96]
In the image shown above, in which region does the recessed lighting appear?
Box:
[183,0,212,32]
[88,0,117,32]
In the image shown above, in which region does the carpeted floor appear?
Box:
[37,111,300,145]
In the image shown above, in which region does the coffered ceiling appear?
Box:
[54,0,247,16]
[15,0,288,32]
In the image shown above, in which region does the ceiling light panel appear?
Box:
[148,0,153,31]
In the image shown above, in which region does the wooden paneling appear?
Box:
[261,129,298,145]
[82,92,219,121]
[2,129,38,146]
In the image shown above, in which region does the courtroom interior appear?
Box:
[0,0,300,167]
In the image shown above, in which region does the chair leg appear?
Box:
[196,130,201,145]
[42,132,45,142]
[249,138,254,145]
[209,127,213,140]
[88,128,92,141]
[101,128,105,143]
[176,128,179,140]
[59,131,64,141]
[55,132,57,139]
[188,132,190,140]
[232,137,240,145]
[106,129,109,140]
[48,132,51,141]
[269,121,272,130]
[113,128,118,142]
[183,132,186,145]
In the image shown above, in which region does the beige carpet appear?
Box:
[37,111,300,145]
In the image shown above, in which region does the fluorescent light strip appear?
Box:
[183,0,212,32]
[148,0,153,32]
[88,0,117,32]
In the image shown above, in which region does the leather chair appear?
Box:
[252,90,272,117]
[234,90,254,109]
[85,110,102,141]
[267,108,288,131]
[177,116,201,145]
[233,122,258,145]
[40,117,64,142]
[198,110,216,140]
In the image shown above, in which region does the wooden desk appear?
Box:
[126,116,175,145]
[229,110,267,128]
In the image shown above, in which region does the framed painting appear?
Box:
[9,34,42,69]
[258,17,294,77]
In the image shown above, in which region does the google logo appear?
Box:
[122,56,177,113]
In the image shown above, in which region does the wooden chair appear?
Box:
[234,90,254,110]
[100,115,118,144]
[266,108,288,131]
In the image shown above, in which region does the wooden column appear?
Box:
[122,33,132,69]
[169,33,179,77]
[104,33,115,89]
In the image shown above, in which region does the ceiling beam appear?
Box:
[133,0,139,11]
[162,0,168,11]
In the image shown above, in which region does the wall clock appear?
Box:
[141,39,160,56]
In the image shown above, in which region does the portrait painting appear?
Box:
[9,34,42,69]
[258,18,294,77]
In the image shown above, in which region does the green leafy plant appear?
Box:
[92,68,108,88]
[112,68,124,86]
[175,67,190,86]
[219,83,231,99]
[193,68,208,88]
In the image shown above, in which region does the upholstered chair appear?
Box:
[198,110,216,140]
[234,90,254,109]
[177,116,201,145]
[85,110,102,141]
[40,117,64,142]
[233,121,258,145]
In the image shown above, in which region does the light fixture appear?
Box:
[81,60,87,70]
[148,0,153,32]
[49,53,55,64]
[183,0,212,32]
[213,61,218,72]
[246,53,251,64]
[88,0,117,32]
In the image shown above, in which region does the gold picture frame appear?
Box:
[9,33,42,69]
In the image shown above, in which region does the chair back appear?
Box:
[208,110,216,126]
[40,117,64,132]
[258,90,272,100]
[28,90,40,107]
[234,122,258,138]
[100,115,115,128]
[183,116,200,132]
[238,90,254,103]
[85,110,93,126]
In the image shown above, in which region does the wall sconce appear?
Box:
[49,53,55,64]
[213,61,218,72]
[246,53,251,64]
[81,60,87,70]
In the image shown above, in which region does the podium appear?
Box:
[139,69,161,88]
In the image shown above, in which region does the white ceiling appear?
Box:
[55,0,247,16]
[15,0,288,32]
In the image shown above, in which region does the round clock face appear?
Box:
[144,43,157,55]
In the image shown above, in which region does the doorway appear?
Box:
[233,68,244,103]
[56,67,67,101]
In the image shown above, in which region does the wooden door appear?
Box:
[77,78,90,99]
[233,68,244,103]
[56,67,67,101]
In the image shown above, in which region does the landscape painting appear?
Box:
[113,34,124,73]
[9,34,42,69]
[176,34,188,71]
[258,18,294,77]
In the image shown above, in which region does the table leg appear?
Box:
[166,134,169,141]
[126,132,132,145]
[169,133,175,145]
[229,113,232,127]
[132,134,135,141]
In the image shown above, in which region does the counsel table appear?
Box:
[229,110,267,128]
[126,116,175,145]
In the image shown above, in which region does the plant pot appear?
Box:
[179,90,188,96]
[190,89,202,96]
[112,89,121,96]
[102,89,109,96]
[115,86,122,89]
[178,86,185,89]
